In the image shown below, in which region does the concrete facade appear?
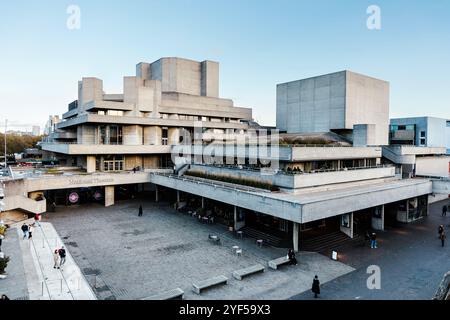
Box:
[277,71,389,146]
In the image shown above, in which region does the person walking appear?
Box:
[0,234,4,252]
[58,246,66,266]
[442,205,448,217]
[440,232,446,247]
[21,223,29,240]
[28,224,34,239]
[53,249,60,269]
[312,275,320,298]
[370,232,378,249]
[287,249,298,265]
[438,225,444,237]
[138,205,143,217]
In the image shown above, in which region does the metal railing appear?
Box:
[191,163,394,176]
[156,173,273,194]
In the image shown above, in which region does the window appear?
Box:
[398,125,406,130]
[162,128,168,145]
[107,110,124,116]
[420,131,426,138]
[420,138,426,145]
[98,111,105,115]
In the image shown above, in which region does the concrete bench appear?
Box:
[142,288,184,300]
[192,275,228,294]
[268,256,291,270]
[232,264,265,280]
[208,235,221,245]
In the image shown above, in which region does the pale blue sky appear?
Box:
[1,0,449,131]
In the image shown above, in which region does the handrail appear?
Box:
[190,163,394,176]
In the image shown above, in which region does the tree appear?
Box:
[0,133,43,155]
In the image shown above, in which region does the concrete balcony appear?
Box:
[62,108,79,119]
[187,164,395,189]
[84,100,134,111]
[56,114,250,130]
[41,143,172,155]
[281,146,382,161]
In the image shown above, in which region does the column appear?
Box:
[105,186,114,207]
[155,185,159,203]
[233,206,237,231]
[293,222,299,252]
[340,213,354,238]
[177,190,180,203]
[86,156,96,173]
[371,205,385,231]
[201,197,205,209]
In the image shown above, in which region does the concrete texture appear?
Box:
[291,199,450,300]
[45,200,354,300]
[277,71,389,146]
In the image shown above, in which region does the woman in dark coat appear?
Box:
[288,249,298,265]
[138,205,143,217]
[312,275,320,298]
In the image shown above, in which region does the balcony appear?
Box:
[41,142,172,155]
[187,164,395,190]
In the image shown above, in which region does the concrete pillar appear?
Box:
[86,156,96,173]
[168,127,180,145]
[155,185,159,203]
[144,126,162,145]
[371,205,385,231]
[105,186,114,207]
[293,222,299,252]
[177,190,180,203]
[201,197,205,209]
[233,206,237,231]
[340,213,354,238]
[123,125,143,145]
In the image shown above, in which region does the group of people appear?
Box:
[52,246,67,269]
[20,223,36,240]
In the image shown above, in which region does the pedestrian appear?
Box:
[21,223,29,240]
[438,225,444,237]
[28,224,34,239]
[287,249,298,265]
[370,232,378,249]
[53,249,60,269]
[0,234,4,252]
[133,167,136,174]
[1,294,10,300]
[58,246,66,266]
[440,232,446,247]
[138,205,143,217]
[442,205,448,217]
[312,275,320,298]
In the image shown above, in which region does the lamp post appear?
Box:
[3,119,6,170]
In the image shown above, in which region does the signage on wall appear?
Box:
[93,191,103,201]
[68,192,79,204]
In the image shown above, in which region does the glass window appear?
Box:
[420,131,426,138]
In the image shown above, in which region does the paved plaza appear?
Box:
[45,199,354,300]
[291,199,450,300]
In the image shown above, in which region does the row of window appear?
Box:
[96,110,240,123]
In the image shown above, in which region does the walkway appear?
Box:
[17,221,96,300]
[291,198,450,300]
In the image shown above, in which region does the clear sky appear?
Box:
[0,0,449,132]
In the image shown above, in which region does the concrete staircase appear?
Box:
[300,231,365,255]
[240,227,291,248]
[3,195,46,214]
